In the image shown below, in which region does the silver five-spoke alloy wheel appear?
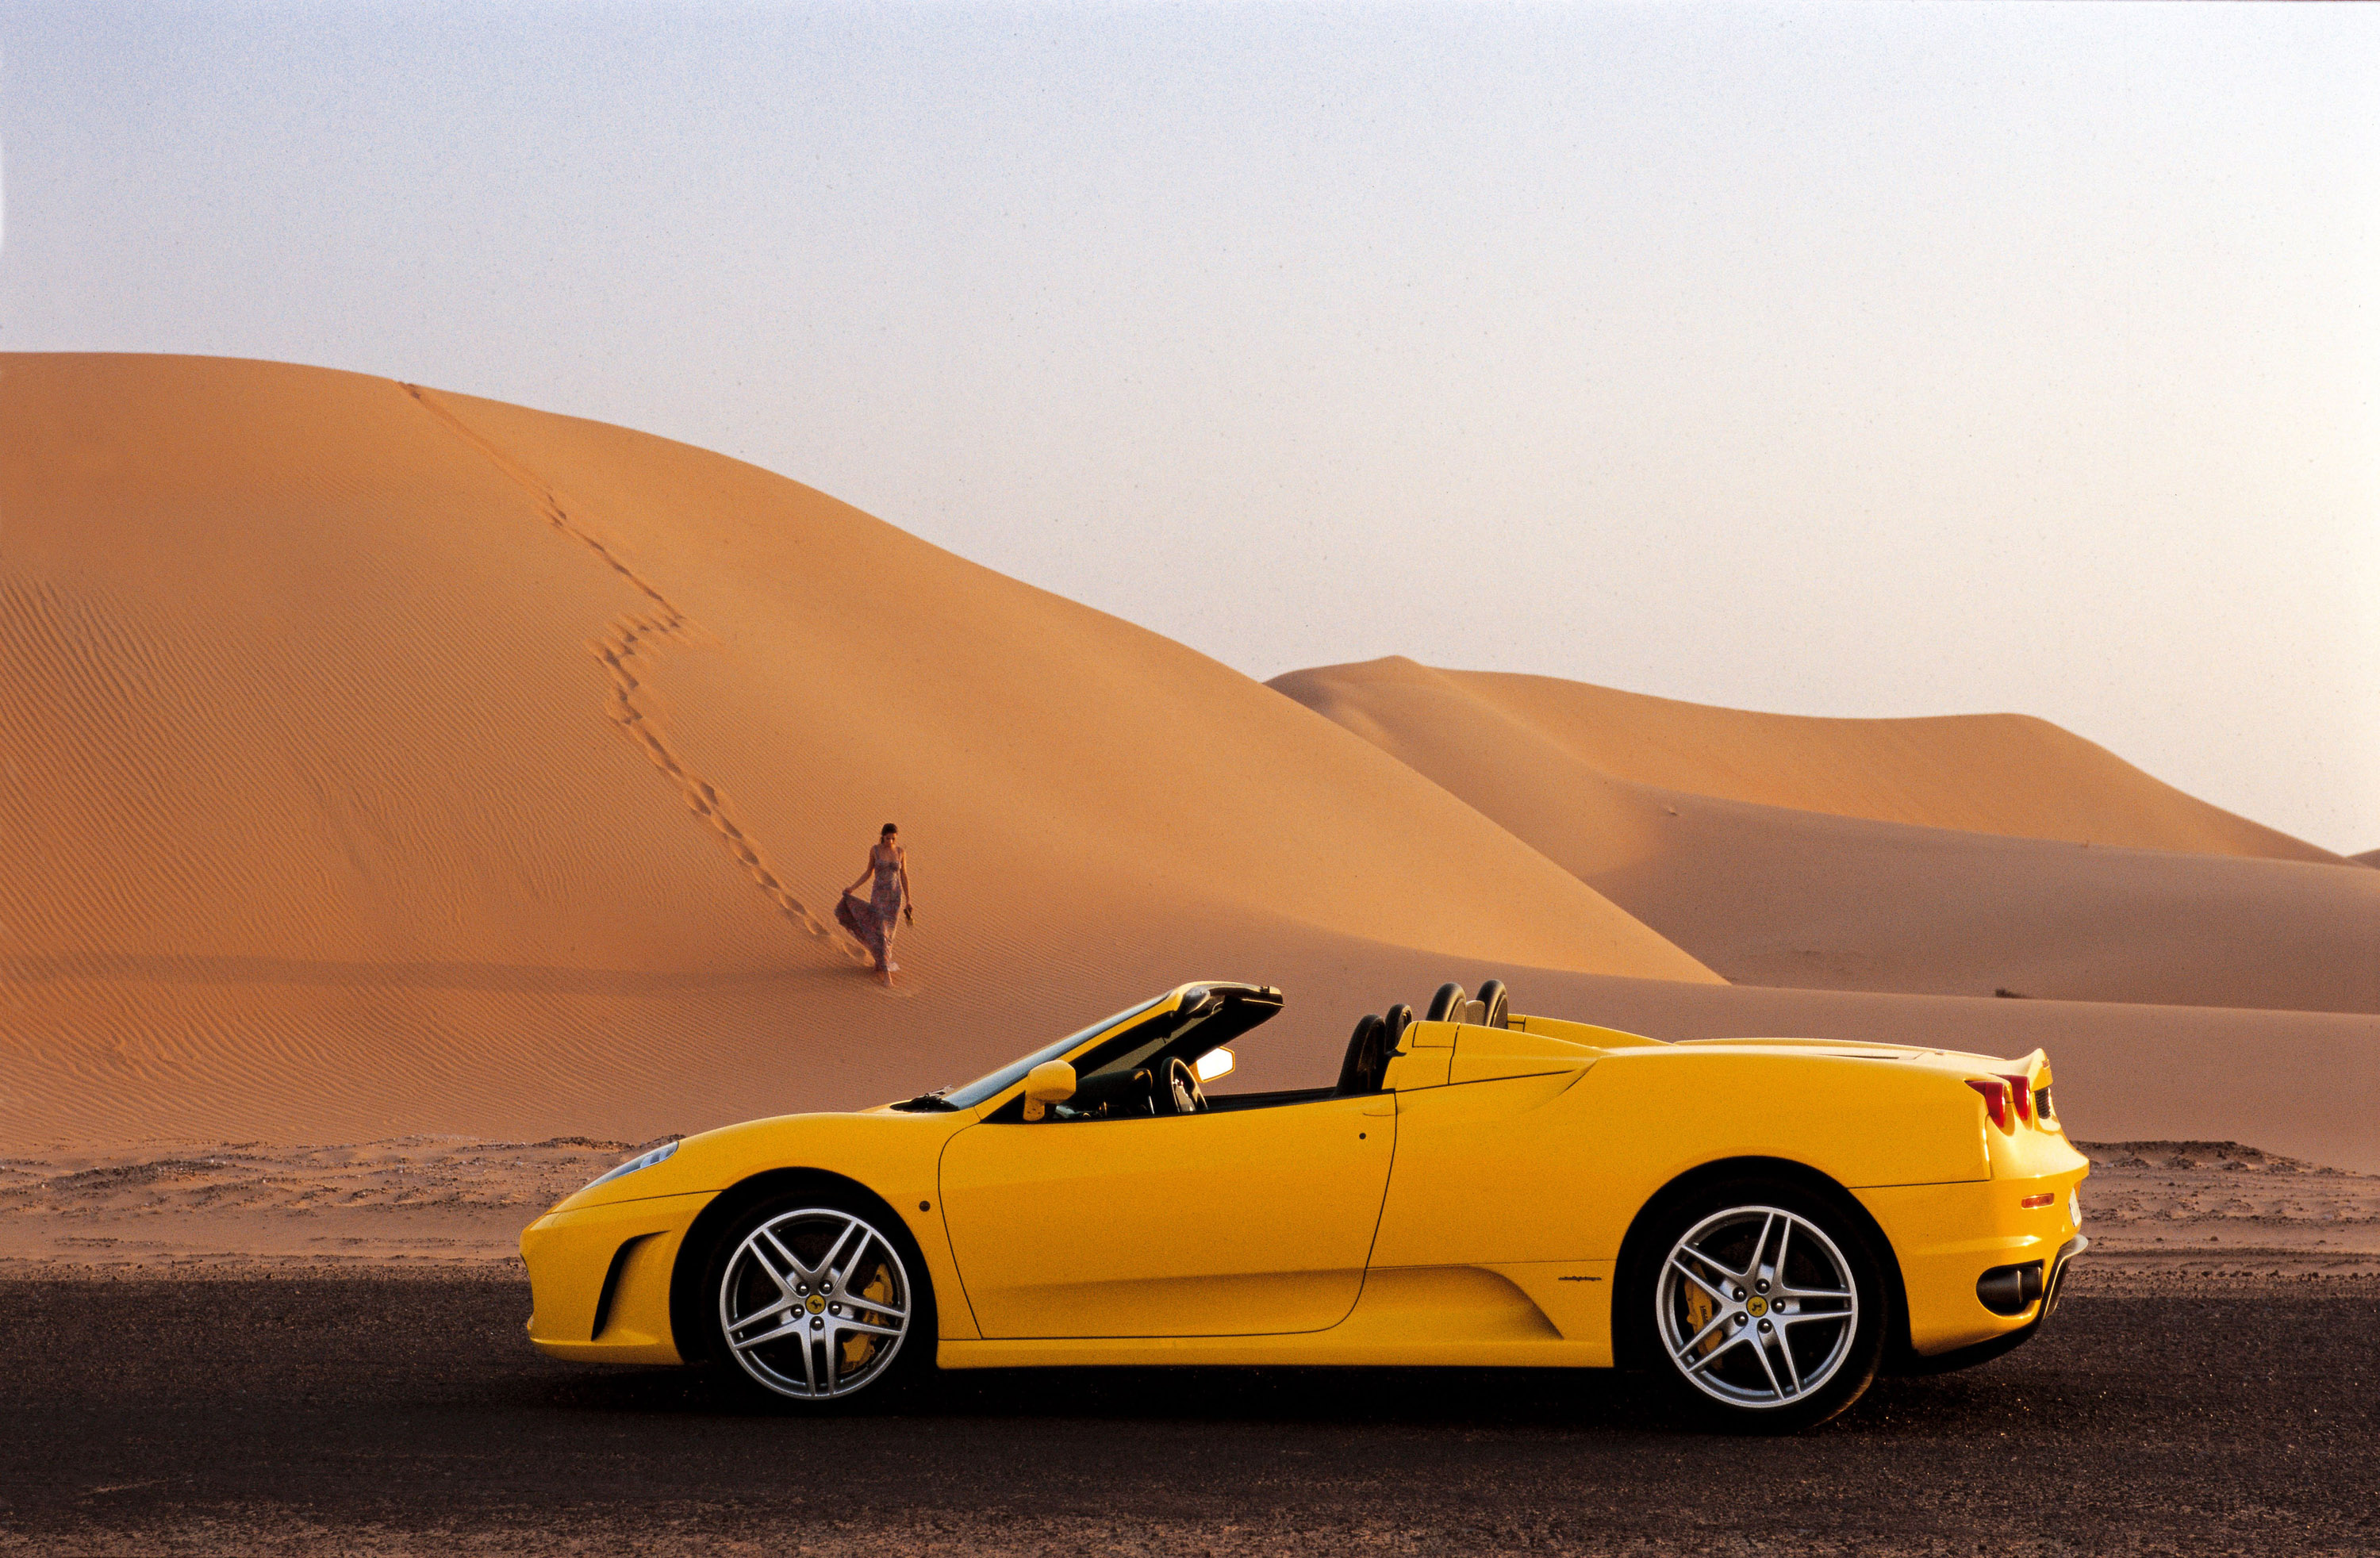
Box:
[719,1207,913,1400]
[1656,1204,1858,1410]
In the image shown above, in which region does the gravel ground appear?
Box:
[1,1268,2374,1556]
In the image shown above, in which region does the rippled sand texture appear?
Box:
[0,353,1710,1151]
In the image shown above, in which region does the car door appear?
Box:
[938,1095,1395,1338]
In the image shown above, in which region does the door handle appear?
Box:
[1359,1099,1395,1118]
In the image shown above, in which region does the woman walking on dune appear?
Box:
[839,824,915,986]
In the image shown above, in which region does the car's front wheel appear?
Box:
[700,1193,935,1407]
[1629,1180,1886,1432]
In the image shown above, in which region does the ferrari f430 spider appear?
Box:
[522,981,2088,1429]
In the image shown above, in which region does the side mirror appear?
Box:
[1194,1047,1235,1084]
[1022,1060,1077,1122]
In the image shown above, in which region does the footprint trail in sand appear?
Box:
[398,383,866,965]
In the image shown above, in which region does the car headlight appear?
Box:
[584,1140,678,1192]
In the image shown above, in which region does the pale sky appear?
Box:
[4,2,2374,853]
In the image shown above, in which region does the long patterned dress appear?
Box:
[839,846,904,969]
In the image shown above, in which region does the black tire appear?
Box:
[696,1188,938,1410]
[1621,1177,1886,1433]
[1425,982,1466,1022]
[1380,1004,1415,1050]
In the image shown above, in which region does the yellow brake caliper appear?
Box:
[841,1264,895,1372]
[1683,1262,1719,1357]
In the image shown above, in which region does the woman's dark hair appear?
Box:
[881,823,898,836]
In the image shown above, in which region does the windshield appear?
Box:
[940,994,1173,1109]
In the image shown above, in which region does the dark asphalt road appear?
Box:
[2,1272,2374,1556]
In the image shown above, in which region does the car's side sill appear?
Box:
[935,1334,1610,1370]
[935,1257,1617,1370]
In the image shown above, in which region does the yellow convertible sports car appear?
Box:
[522,980,2089,1430]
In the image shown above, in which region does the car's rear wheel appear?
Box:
[701,1193,935,1407]
[1630,1180,1885,1432]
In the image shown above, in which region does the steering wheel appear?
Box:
[1155,1055,1208,1115]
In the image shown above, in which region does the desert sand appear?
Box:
[4,352,2374,1272]
[1273,658,2342,860]
[1271,657,2380,1013]
[0,352,1710,1153]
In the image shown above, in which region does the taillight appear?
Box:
[1998,1073,2033,1122]
[1967,1077,2010,1130]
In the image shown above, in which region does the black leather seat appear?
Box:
[1334,1013,1391,1096]
[1424,979,1511,1027]
[1476,980,1510,1029]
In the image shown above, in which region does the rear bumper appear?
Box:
[1892,1235,2087,1376]
[520,1190,715,1364]
[2041,1233,2088,1317]
[1857,1171,2088,1356]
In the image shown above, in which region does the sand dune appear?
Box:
[0,353,1710,1152]
[1272,657,2339,861]
[1270,657,2378,1012]
[3,353,2364,1195]
[1581,797,2379,1011]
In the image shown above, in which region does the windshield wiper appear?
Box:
[890,1088,958,1113]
